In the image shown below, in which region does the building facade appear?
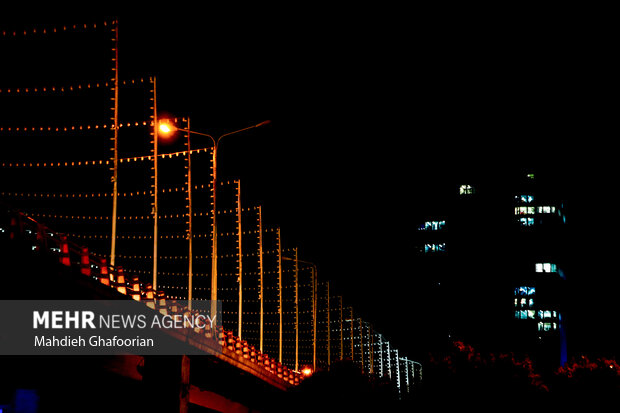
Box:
[412,170,568,369]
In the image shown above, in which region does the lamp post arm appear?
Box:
[216,120,271,145]
[175,119,270,147]
[173,127,216,146]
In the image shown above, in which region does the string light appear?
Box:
[0,20,116,37]
[1,21,331,384]
[0,78,149,95]
[0,147,212,168]
[0,120,150,133]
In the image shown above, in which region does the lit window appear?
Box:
[538,310,559,320]
[517,297,535,308]
[424,243,446,253]
[514,206,535,215]
[515,195,534,203]
[535,263,557,273]
[514,286,535,296]
[419,220,446,231]
[537,206,556,214]
[459,185,474,195]
[519,217,534,226]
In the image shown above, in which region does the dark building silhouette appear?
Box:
[411,169,568,369]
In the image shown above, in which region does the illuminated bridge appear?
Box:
[0,20,421,412]
[1,208,421,411]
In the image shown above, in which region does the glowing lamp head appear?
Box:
[301,366,313,377]
[158,120,177,135]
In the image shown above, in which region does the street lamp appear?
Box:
[158,119,270,320]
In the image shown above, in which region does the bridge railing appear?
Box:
[1,204,301,386]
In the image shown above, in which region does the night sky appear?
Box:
[2,9,616,359]
[120,9,617,358]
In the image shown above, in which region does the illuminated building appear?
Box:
[412,170,568,368]
[509,172,568,370]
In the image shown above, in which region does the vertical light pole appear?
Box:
[276,227,283,364]
[369,323,374,374]
[257,206,265,353]
[377,334,384,377]
[151,77,159,290]
[293,248,299,372]
[312,265,317,370]
[349,307,354,360]
[339,296,344,361]
[282,255,318,370]
[235,179,243,339]
[326,281,331,367]
[385,341,391,379]
[109,20,119,268]
[185,118,193,306]
[210,135,218,318]
[158,119,270,318]
[359,318,364,372]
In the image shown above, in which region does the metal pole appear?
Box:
[378,334,384,377]
[339,296,344,360]
[110,20,119,268]
[402,357,410,395]
[236,180,243,339]
[186,118,193,308]
[359,318,364,372]
[326,282,331,367]
[312,266,317,370]
[294,248,299,372]
[210,142,218,320]
[257,206,264,353]
[151,76,158,290]
[282,255,316,370]
[385,341,391,379]
[277,227,283,364]
[369,324,374,374]
[177,121,267,318]
[350,308,354,360]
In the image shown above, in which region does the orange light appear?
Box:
[158,120,176,135]
[301,367,313,377]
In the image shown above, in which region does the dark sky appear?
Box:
[115,10,614,356]
[3,9,615,358]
